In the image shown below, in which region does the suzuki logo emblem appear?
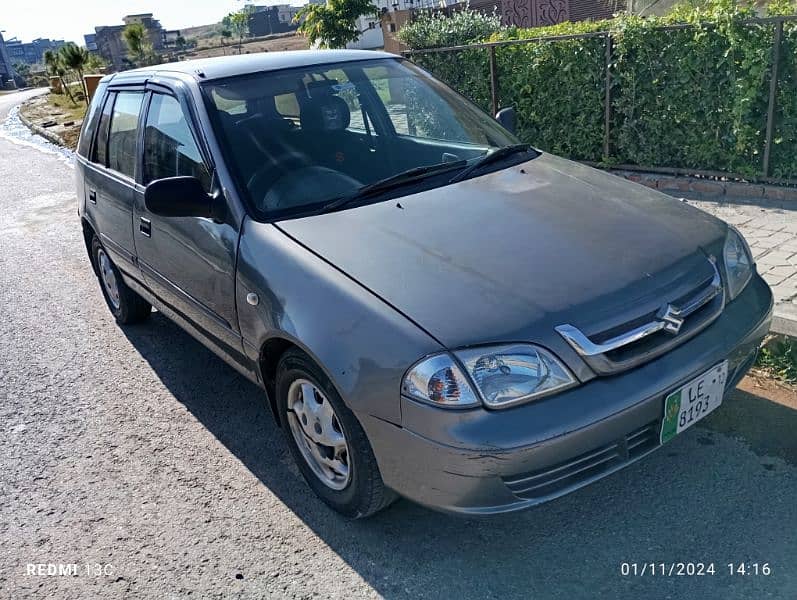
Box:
[658,304,685,335]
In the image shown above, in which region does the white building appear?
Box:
[344,0,456,50]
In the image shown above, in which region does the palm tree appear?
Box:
[123,22,157,66]
[43,49,75,104]
[43,49,59,76]
[59,43,89,104]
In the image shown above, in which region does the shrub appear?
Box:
[756,336,797,384]
[398,7,502,50]
[406,0,797,178]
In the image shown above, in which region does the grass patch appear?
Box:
[755,336,797,385]
[47,89,88,122]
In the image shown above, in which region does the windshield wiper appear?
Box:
[318,160,467,214]
[448,144,535,184]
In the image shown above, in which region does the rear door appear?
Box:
[83,88,146,274]
[132,86,242,355]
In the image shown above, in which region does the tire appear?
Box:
[91,235,151,325]
[276,348,396,518]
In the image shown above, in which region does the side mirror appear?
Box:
[495,106,516,134]
[144,176,219,219]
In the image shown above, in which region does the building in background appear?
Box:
[346,15,383,50]
[275,5,302,26]
[0,32,16,89]
[248,5,300,36]
[4,37,66,65]
[88,13,166,70]
[84,33,98,52]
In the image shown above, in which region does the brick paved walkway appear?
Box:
[685,199,797,330]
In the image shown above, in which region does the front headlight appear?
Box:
[402,344,577,409]
[455,344,577,408]
[723,226,753,301]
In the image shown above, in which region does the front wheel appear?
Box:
[91,236,151,325]
[276,349,396,518]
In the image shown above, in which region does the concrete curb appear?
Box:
[17,107,67,147]
[607,169,797,209]
[772,303,797,338]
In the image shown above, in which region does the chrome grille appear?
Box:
[503,421,659,501]
[556,259,724,375]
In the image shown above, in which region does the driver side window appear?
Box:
[143,93,211,190]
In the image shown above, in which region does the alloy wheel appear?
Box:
[286,378,351,490]
[97,248,121,310]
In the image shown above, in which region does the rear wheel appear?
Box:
[276,349,396,518]
[91,236,151,324]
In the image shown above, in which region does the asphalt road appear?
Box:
[1,88,796,600]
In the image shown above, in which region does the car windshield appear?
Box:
[202,58,522,220]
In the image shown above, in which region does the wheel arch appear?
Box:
[258,335,300,424]
[81,217,99,275]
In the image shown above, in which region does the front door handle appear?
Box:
[139,217,151,237]
[88,190,96,204]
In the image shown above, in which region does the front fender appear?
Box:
[235,218,443,425]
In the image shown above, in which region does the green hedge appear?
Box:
[407,1,797,179]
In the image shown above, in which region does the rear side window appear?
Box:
[143,94,210,189]
[91,92,114,166]
[77,82,108,158]
[107,91,145,178]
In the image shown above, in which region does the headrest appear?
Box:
[299,95,351,132]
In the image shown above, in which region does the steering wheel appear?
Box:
[259,166,363,212]
[247,150,312,205]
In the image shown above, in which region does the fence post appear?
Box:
[489,45,499,116]
[763,19,783,177]
[603,33,613,162]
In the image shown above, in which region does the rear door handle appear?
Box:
[88,190,96,204]
[139,217,151,237]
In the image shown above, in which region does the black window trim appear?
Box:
[89,89,115,168]
[77,81,108,159]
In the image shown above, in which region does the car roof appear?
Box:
[104,50,399,85]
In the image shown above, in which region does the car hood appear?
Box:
[276,154,727,353]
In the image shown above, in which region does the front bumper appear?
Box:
[363,274,773,515]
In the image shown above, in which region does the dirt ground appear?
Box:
[18,92,84,149]
[181,33,309,59]
[739,371,797,409]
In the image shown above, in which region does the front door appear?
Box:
[132,90,242,355]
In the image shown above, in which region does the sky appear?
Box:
[2,0,306,46]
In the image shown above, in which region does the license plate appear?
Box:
[660,361,728,444]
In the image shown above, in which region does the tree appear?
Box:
[222,7,253,54]
[219,27,232,54]
[43,49,75,104]
[42,49,59,76]
[295,0,377,49]
[123,22,159,67]
[59,43,90,104]
[85,53,107,73]
[12,62,30,87]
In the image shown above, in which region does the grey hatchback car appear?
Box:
[76,50,772,517]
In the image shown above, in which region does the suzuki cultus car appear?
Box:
[75,51,772,517]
